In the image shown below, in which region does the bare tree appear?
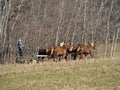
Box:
[113,24,120,56]
[55,0,64,46]
[0,0,120,63]
[104,0,114,58]
[110,0,120,57]
[71,0,83,46]
[81,0,87,43]
[1,0,11,62]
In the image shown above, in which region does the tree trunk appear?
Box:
[104,1,114,58]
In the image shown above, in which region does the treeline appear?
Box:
[0,0,120,63]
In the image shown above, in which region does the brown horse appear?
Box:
[62,42,71,49]
[59,42,71,50]
[60,42,72,60]
[77,42,96,60]
[51,46,67,62]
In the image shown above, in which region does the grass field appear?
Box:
[0,58,120,90]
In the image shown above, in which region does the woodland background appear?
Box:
[0,0,120,63]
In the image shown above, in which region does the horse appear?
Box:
[68,46,79,60]
[50,46,67,62]
[62,42,71,49]
[77,42,96,60]
[59,42,71,50]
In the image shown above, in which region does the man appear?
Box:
[18,39,24,57]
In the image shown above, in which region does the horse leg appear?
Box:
[73,54,77,60]
[90,50,94,59]
[84,53,88,61]
[63,54,67,62]
[80,53,83,59]
[62,53,66,61]
[58,56,61,62]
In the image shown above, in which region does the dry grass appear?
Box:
[97,43,120,58]
[0,58,120,90]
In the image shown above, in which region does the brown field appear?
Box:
[0,57,120,90]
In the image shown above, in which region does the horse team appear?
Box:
[37,41,96,63]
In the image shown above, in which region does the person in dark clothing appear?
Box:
[18,39,24,57]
